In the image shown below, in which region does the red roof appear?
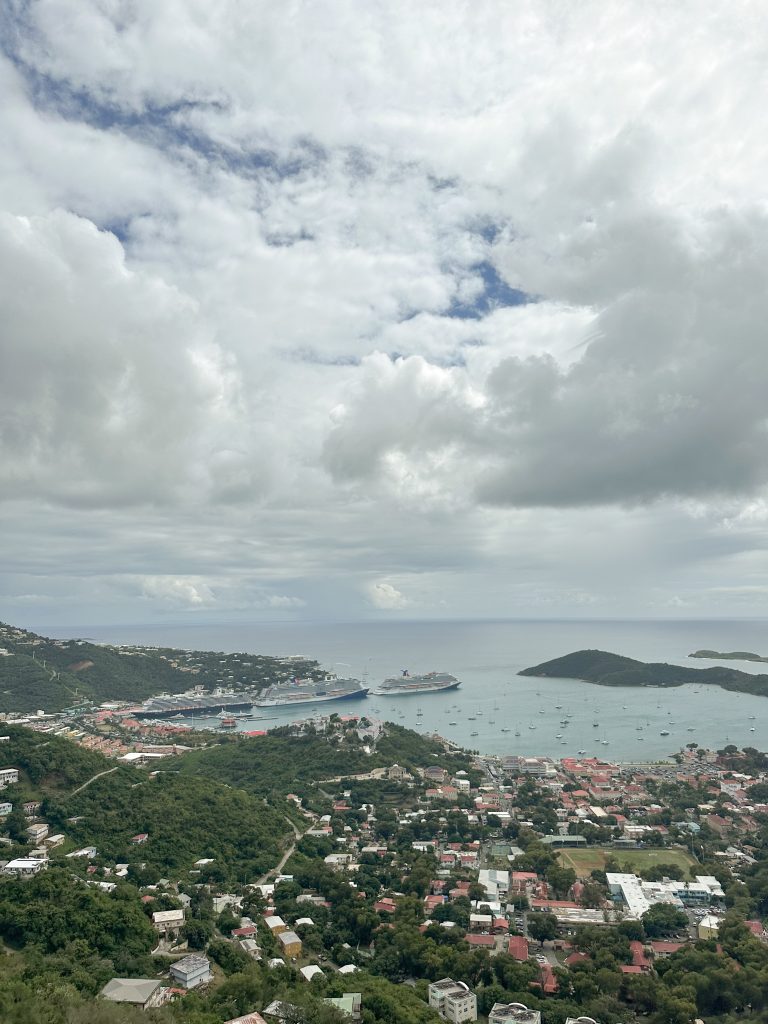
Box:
[650,941,685,954]
[493,917,509,931]
[620,965,645,974]
[466,934,495,946]
[564,951,589,966]
[508,936,529,961]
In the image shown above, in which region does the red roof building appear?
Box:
[507,936,529,961]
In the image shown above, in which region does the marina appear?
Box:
[90,618,768,760]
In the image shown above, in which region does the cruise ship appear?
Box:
[254,675,369,708]
[371,670,461,696]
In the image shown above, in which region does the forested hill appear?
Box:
[519,648,768,697]
[1,725,292,881]
[174,721,476,799]
[0,620,321,713]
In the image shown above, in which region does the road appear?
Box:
[68,765,119,796]
[256,815,314,886]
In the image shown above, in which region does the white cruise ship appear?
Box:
[371,670,461,696]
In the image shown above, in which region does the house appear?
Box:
[0,802,12,816]
[264,915,288,936]
[223,1014,269,1024]
[300,965,325,982]
[698,915,721,940]
[388,764,407,780]
[130,833,149,845]
[277,930,302,958]
[100,978,169,1009]
[169,954,212,989]
[0,768,19,789]
[324,993,362,1019]
[152,909,185,937]
[26,822,49,842]
[489,1004,541,1024]
[428,978,478,1023]
[507,936,529,961]
[2,857,48,877]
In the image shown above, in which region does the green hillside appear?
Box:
[520,648,768,697]
[0,621,321,713]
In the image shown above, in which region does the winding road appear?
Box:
[68,765,119,796]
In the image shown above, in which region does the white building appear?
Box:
[169,954,212,989]
[0,768,19,789]
[607,872,725,919]
[428,979,478,1023]
[2,857,48,877]
[100,978,169,1009]
[152,909,185,936]
[489,1004,541,1024]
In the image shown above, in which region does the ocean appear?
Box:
[78,618,768,761]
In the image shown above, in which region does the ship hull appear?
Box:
[254,687,370,708]
[371,680,460,696]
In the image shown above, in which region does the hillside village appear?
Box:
[2,700,768,1024]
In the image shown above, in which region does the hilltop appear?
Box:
[0,620,321,714]
[519,648,768,697]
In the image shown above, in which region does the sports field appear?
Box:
[557,846,697,878]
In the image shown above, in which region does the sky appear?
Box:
[3,1,768,629]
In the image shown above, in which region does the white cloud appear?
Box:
[141,576,215,608]
[2,3,768,623]
[366,582,411,610]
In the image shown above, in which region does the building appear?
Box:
[169,954,212,989]
[25,822,49,842]
[0,768,19,789]
[2,857,48,877]
[100,978,169,1009]
[277,930,302,958]
[698,914,721,940]
[607,872,724,919]
[324,993,362,1019]
[428,979,478,1023]
[264,915,288,936]
[152,909,185,937]
[489,1004,541,1024]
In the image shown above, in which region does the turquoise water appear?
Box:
[81,618,768,760]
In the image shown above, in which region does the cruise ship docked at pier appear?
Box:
[254,675,369,708]
[371,670,461,696]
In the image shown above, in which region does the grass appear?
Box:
[557,846,697,878]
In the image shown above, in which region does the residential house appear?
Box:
[428,978,478,1023]
[152,909,185,938]
[100,979,169,1009]
[324,993,362,1019]
[277,930,302,958]
[169,954,212,989]
[2,857,47,877]
[488,1004,541,1024]
[0,768,19,789]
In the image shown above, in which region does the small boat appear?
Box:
[749,715,756,720]
[660,730,670,736]
[538,709,545,715]
[477,711,483,716]
[555,705,562,710]
[750,727,756,732]
[470,731,479,737]
[556,734,563,739]
[528,724,536,730]
[592,722,599,728]
[601,740,609,745]
[416,709,423,716]
[637,737,644,742]
[501,727,511,733]
[577,749,586,755]
[489,720,496,725]
[449,721,458,726]
[468,716,476,721]
[687,727,695,732]
[514,730,521,737]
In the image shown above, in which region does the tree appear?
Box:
[641,903,687,938]
[527,914,559,942]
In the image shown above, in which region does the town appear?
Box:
[2,692,768,1024]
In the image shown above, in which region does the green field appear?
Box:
[557,846,698,878]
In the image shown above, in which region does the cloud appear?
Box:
[141,576,215,608]
[3,2,768,623]
[366,582,411,610]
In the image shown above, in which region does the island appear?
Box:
[690,649,768,663]
[519,648,768,697]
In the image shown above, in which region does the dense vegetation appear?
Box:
[0,621,321,713]
[520,649,768,697]
[49,769,292,881]
[691,650,768,663]
[0,725,109,792]
[173,721,475,802]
